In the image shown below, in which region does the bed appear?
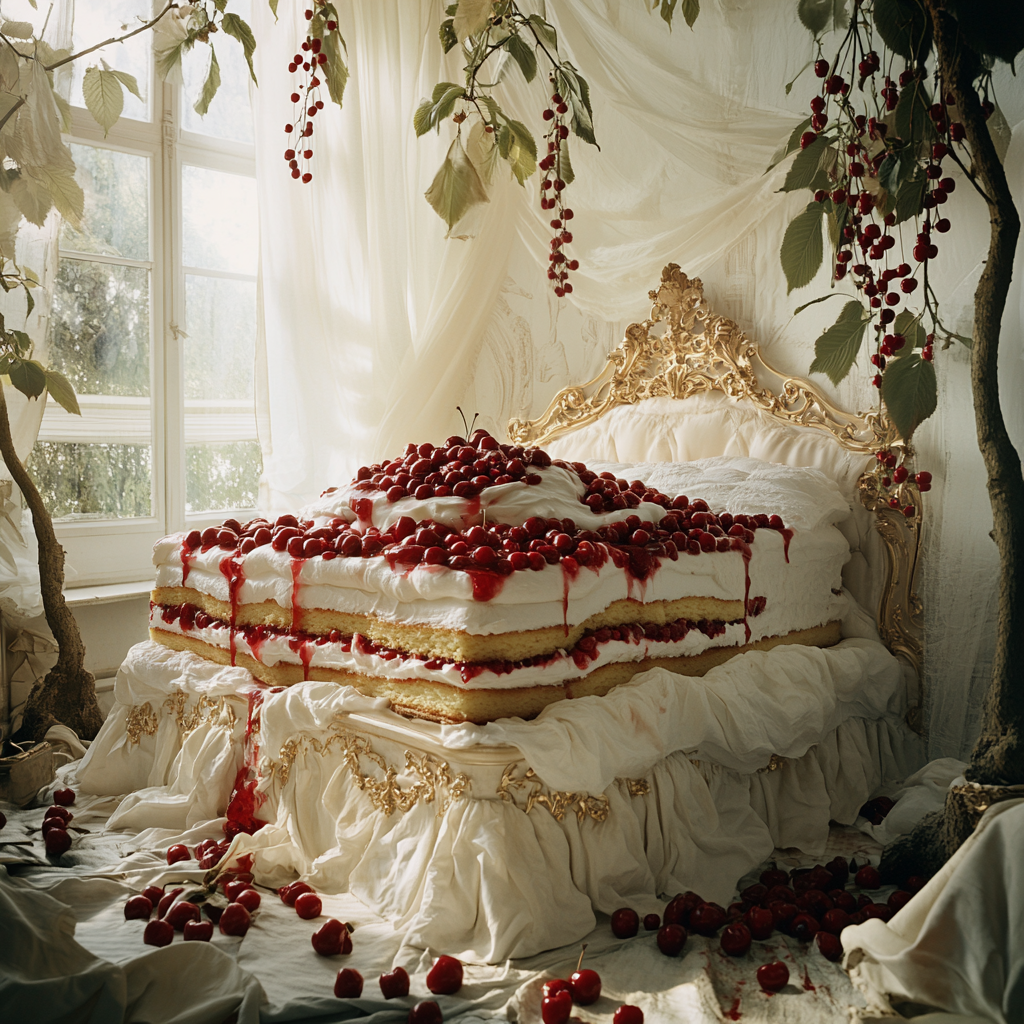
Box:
[77,265,925,962]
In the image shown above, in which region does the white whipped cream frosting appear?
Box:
[153,457,851,638]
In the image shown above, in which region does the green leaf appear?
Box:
[781,202,825,293]
[466,119,499,184]
[505,33,537,84]
[193,46,221,116]
[424,135,490,231]
[527,14,557,50]
[794,292,846,316]
[8,357,47,399]
[415,83,465,136]
[832,0,851,30]
[414,99,435,137]
[877,152,902,196]
[946,0,1024,65]
[439,18,459,53]
[269,0,280,18]
[221,13,258,85]
[780,134,830,192]
[826,197,850,250]
[873,0,932,61]
[894,170,927,223]
[10,330,31,355]
[504,117,537,184]
[893,309,926,350]
[766,117,812,173]
[43,369,80,415]
[681,0,700,28]
[658,0,678,25]
[556,64,597,148]
[82,66,124,135]
[156,41,185,81]
[893,80,932,147]
[321,28,349,107]
[21,281,33,319]
[9,176,52,227]
[988,101,1012,162]
[453,0,493,42]
[1,20,34,39]
[809,300,872,384]
[33,167,84,226]
[555,138,574,187]
[433,84,464,125]
[798,0,833,35]
[881,351,937,438]
[107,69,142,100]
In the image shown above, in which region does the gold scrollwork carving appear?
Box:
[498,764,610,823]
[125,701,159,747]
[757,754,786,774]
[625,778,650,797]
[267,722,469,817]
[509,264,924,730]
[161,689,238,737]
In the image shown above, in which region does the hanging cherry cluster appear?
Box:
[796,38,995,516]
[539,78,579,297]
[281,7,339,184]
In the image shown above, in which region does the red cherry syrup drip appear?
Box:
[740,542,752,643]
[290,558,304,631]
[781,527,793,563]
[724,997,742,1021]
[224,689,268,838]
[219,555,246,665]
[560,558,582,637]
[463,494,481,525]
[350,497,374,531]
[802,969,816,992]
[180,538,196,586]
[468,570,506,602]
[299,640,314,681]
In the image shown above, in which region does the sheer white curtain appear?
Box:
[250,0,1024,760]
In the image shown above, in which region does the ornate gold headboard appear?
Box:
[509,264,924,732]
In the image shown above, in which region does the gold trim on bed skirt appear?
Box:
[508,264,924,732]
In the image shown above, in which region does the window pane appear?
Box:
[186,442,261,513]
[181,166,258,274]
[28,442,151,519]
[48,260,150,397]
[182,0,254,144]
[184,275,255,399]
[62,145,150,261]
[69,0,151,122]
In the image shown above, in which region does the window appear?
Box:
[29,2,262,586]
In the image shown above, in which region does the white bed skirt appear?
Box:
[79,623,922,962]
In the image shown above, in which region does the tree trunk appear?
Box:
[883,2,1024,880]
[0,384,103,742]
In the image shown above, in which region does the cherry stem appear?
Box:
[575,943,587,973]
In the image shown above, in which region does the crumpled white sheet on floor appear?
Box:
[843,798,1024,1024]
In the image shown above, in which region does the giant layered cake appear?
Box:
[148,430,848,723]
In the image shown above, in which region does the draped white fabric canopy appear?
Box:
[248,0,1024,762]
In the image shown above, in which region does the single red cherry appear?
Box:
[657,923,687,956]
[855,865,881,889]
[166,844,190,866]
[295,891,322,919]
[219,902,252,937]
[236,889,261,913]
[643,913,661,931]
[42,816,68,836]
[156,888,184,918]
[53,788,76,806]
[0,810,6,830]
[124,895,153,920]
[744,905,774,940]
[44,827,71,857]
[815,931,843,961]
[165,900,201,931]
[790,913,820,942]
[426,954,462,994]
[613,1007,644,1024]
[224,880,251,902]
[379,966,410,999]
[570,968,601,1005]
[141,885,164,907]
[144,919,174,947]
[334,968,363,998]
[689,902,727,936]
[906,875,926,894]
[541,989,572,1024]
[183,919,214,942]
[611,907,640,938]
[757,961,790,992]
[280,881,314,905]
[542,979,571,998]
[720,921,752,956]
[312,918,346,956]
[408,1001,442,1024]
[820,908,851,934]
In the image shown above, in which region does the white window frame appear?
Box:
[46,59,259,588]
